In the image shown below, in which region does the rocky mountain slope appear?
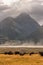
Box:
[0,13,42,45]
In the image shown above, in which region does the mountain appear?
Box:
[0,17,15,40]
[28,25,43,44]
[0,13,40,44]
[14,13,40,40]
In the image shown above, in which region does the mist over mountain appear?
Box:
[0,13,43,45]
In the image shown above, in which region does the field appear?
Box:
[0,54,43,65]
[0,47,43,65]
[0,46,43,53]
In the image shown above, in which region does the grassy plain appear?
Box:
[0,54,43,65]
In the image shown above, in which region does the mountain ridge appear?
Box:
[0,13,41,45]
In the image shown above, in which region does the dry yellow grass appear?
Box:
[0,54,43,65]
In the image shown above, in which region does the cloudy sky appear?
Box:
[0,0,43,25]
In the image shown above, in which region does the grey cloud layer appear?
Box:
[0,0,43,25]
[0,5,10,11]
[30,0,43,25]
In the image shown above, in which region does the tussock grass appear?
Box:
[0,54,43,65]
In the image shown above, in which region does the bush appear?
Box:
[30,52,34,55]
[15,51,20,55]
[4,52,8,54]
[4,51,13,55]
[39,52,43,56]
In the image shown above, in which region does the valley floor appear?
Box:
[0,54,43,65]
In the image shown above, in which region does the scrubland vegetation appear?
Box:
[0,47,43,65]
[0,53,43,65]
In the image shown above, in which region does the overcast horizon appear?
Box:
[0,0,43,25]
